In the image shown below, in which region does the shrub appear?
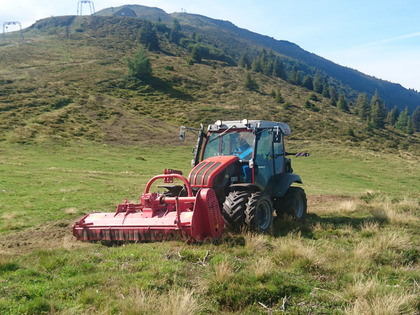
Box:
[244,72,258,91]
[308,93,319,102]
[125,48,152,82]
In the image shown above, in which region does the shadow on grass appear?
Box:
[123,76,195,101]
[272,212,389,239]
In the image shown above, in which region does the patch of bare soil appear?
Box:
[308,195,355,204]
[307,195,358,212]
[0,220,89,256]
[95,110,183,146]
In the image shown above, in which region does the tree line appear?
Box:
[128,20,420,134]
[240,49,420,134]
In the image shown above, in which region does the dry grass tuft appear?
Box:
[345,291,418,315]
[252,256,275,278]
[122,287,201,315]
[338,199,360,213]
[1,212,17,220]
[244,232,271,251]
[121,288,153,314]
[64,207,78,215]
[353,230,412,271]
[344,275,419,314]
[346,276,383,301]
[211,260,234,284]
[360,221,380,236]
[272,235,326,270]
[161,288,201,315]
[376,197,419,225]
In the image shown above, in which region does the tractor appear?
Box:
[72,119,307,242]
[179,119,307,232]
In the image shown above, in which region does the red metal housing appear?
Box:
[188,156,239,188]
[72,174,224,242]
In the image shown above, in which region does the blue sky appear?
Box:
[2,0,420,91]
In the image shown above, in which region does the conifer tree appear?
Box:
[411,106,420,132]
[288,66,301,85]
[139,21,159,51]
[251,58,263,73]
[259,49,268,65]
[355,93,370,121]
[386,106,400,126]
[272,58,286,79]
[169,19,182,44]
[274,88,284,104]
[190,45,201,63]
[370,90,387,129]
[126,48,152,82]
[263,59,274,76]
[288,66,297,84]
[238,53,250,69]
[302,75,313,90]
[337,94,349,112]
[395,107,411,133]
[329,86,337,106]
[244,72,258,91]
[313,72,324,93]
[322,84,330,98]
[407,117,414,134]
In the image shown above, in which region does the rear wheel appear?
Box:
[245,192,274,233]
[277,187,307,220]
[222,191,249,231]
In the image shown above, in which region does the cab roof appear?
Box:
[208,119,291,135]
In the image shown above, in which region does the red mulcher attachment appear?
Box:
[72,173,224,242]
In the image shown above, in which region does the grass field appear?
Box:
[0,141,418,314]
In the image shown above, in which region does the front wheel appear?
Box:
[277,187,307,221]
[222,191,249,231]
[245,192,274,233]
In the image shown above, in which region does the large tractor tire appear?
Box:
[277,187,307,221]
[245,192,274,233]
[222,191,249,231]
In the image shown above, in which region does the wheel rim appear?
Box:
[295,195,304,218]
[257,200,272,230]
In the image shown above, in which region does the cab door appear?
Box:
[273,132,285,174]
[254,129,274,189]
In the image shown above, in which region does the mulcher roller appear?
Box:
[72,174,224,242]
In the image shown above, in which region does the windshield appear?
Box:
[202,131,255,161]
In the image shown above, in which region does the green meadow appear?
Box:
[0,141,418,314]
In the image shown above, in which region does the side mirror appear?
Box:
[273,126,282,142]
[179,127,186,142]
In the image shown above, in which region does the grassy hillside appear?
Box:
[95,4,420,112]
[1,16,419,154]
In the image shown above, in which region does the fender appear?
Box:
[267,173,303,198]
[229,183,260,193]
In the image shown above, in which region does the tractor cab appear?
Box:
[181,119,292,192]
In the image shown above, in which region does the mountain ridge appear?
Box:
[0,12,418,153]
[94,4,420,112]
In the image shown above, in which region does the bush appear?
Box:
[309,93,319,102]
[244,72,258,91]
[125,48,152,82]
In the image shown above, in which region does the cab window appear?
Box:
[254,129,273,188]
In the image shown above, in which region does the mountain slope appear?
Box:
[94,5,420,112]
[0,14,418,154]
[172,12,420,112]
